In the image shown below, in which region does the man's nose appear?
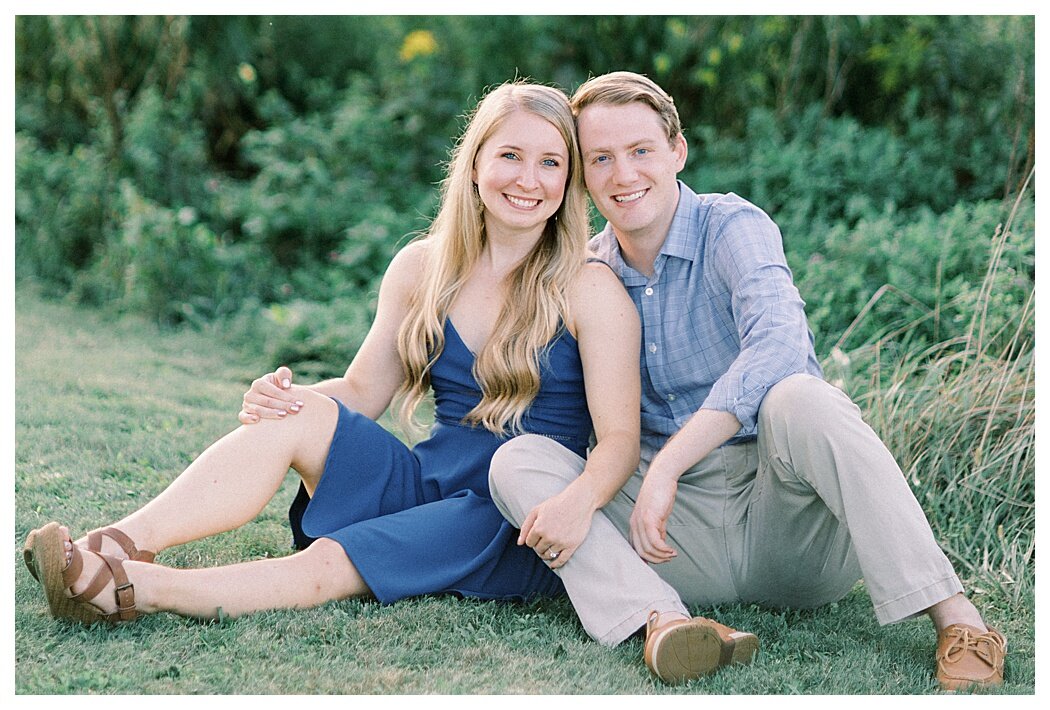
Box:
[612,159,638,185]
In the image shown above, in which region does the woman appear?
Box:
[23,80,641,624]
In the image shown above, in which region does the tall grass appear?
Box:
[824,175,1035,604]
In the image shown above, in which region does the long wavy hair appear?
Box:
[394,81,589,435]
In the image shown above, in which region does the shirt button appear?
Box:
[648,343,658,354]
[667,394,677,402]
[644,287,654,296]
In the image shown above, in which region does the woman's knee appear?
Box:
[301,537,368,599]
[251,389,339,482]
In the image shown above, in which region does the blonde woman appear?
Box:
[24,81,641,624]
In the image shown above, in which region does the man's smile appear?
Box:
[614,189,648,204]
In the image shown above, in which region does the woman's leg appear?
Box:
[78,387,339,557]
[60,529,370,619]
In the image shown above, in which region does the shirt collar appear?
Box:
[590,180,699,284]
[660,180,700,262]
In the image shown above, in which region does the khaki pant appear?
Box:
[489,374,962,646]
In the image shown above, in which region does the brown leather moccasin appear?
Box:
[644,611,759,684]
[936,623,1007,691]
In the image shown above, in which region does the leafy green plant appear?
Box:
[222,79,432,274]
[74,181,272,325]
[121,85,213,210]
[254,294,376,381]
[15,135,112,291]
[823,185,1034,600]
[794,195,1034,355]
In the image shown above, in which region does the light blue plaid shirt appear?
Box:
[590,181,822,453]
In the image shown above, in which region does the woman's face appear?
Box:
[472,110,569,241]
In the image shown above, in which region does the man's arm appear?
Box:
[630,200,816,561]
[698,203,818,435]
[629,408,741,562]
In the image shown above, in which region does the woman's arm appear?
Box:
[239,241,428,423]
[517,262,641,568]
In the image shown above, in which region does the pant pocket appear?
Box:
[660,524,739,607]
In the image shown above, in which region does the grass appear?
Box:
[14,288,1034,695]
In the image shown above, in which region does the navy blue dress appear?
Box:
[288,319,592,603]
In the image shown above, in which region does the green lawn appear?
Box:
[14,291,1034,694]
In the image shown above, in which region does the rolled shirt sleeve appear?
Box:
[700,204,819,432]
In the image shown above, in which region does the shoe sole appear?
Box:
[32,522,104,625]
[648,624,760,683]
[23,528,40,581]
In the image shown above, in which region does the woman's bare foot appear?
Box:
[59,527,113,610]
[73,526,156,563]
[57,525,140,620]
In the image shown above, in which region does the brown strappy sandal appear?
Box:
[23,525,155,581]
[27,522,141,625]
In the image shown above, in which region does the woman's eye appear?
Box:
[502,152,519,160]
[636,148,650,156]
[542,158,560,167]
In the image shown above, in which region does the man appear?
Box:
[488,71,1005,690]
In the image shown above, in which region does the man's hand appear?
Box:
[238,365,305,424]
[629,470,679,563]
[518,485,597,570]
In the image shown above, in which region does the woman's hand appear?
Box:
[629,469,679,564]
[517,484,598,570]
[238,365,305,424]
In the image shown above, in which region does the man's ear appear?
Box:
[673,133,688,173]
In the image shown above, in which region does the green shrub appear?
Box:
[254,295,377,382]
[121,84,213,210]
[221,80,432,277]
[688,106,908,240]
[795,196,1034,357]
[15,134,113,291]
[687,103,993,244]
[74,181,272,325]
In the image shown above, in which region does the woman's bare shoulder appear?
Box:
[383,239,431,287]
[571,260,628,301]
[566,260,635,334]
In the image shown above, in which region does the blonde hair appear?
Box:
[571,71,682,145]
[394,81,589,435]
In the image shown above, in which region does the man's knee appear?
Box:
[759,373,852,432]
[488,434,583,505]
[489,435,537,500]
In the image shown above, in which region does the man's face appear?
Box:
[576,101,687,245]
